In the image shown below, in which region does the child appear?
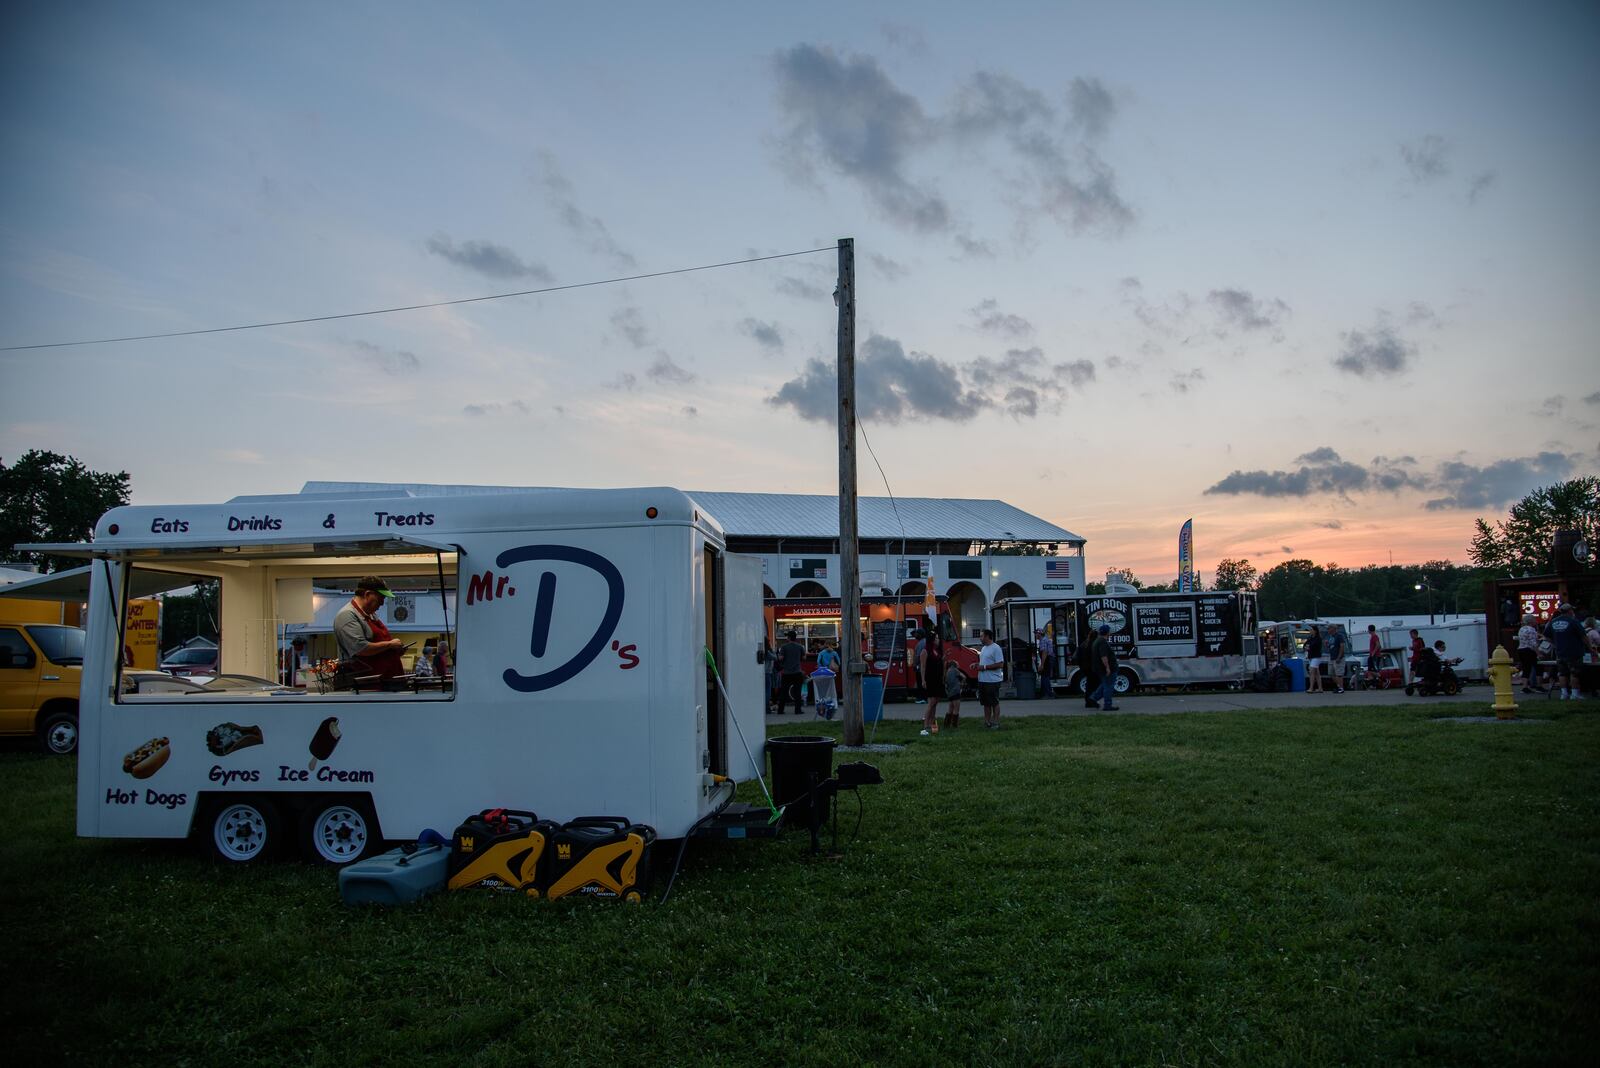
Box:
[942,658,965,730]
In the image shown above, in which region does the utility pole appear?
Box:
[836,238,863,746]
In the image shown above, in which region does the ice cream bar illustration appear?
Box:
[308,716,341,770]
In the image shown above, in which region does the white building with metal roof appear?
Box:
[299,482,1086,637]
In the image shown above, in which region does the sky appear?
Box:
[2,1,1597,583]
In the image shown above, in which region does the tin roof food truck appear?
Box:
[37,487,766,864]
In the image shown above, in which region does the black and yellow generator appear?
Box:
[447,808,559,895]
[544,817,657,902]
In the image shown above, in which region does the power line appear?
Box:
[0,245,838,352]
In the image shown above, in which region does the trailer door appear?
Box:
[722,553,766,781]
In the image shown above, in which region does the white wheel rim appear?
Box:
[214,803,269,862]
[311,805,369,863]
[1114,674,1130,694]
[47,719,77,753]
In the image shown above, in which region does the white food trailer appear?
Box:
[39,487,767,863]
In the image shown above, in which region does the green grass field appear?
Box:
[3,702,1598,1066]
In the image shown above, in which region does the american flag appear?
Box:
[1045,559,1072,579]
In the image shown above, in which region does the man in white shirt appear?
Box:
[977,628,1006,730]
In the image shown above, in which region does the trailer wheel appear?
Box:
[37,706,79,755]
[207,797,281,864]
[1114,670,1137,695]
[302,798,378,865]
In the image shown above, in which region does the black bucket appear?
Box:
[766,735,836,829]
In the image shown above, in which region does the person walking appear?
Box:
[1035,627,1055,698]
[1365,624,1381,686]
[1304,624,1325,693]
[1075,631,1100,708]
[1327,625,1348,693]
[942,655,965,730]
[977,628,1006,729]
[919,631,946,736]
[777,630,807,715]
[1091,624,1120,710]
[1544,603,1587,700]
[1516,614,1543,694]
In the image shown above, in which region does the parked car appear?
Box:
[0,623,84,754]
[159,645,218,678]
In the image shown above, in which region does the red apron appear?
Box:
[357,607,406,679]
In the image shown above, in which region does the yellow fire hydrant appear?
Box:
[1487,644,1518,720]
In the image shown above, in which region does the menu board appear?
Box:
[1196,595,1241,655]
[871,619,911,667]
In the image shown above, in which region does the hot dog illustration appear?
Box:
[123,737,171,779]
[308,716,341,770]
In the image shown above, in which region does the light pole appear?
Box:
[1414,579,1434,625]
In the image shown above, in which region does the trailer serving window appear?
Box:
[109,537,458,703]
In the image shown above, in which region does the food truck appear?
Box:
[764,594,980,701]
[994,591,1263,694]
[36,487,767,864]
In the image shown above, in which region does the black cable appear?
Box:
[0,246,838,352]
[657,780,735,906]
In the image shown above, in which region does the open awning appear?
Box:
[0,565,197,602]
[18,533,461,564]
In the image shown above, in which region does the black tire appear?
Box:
[1404,684,1415,696]
[301,797,379,865]
[1271,666,1292,693]
[37,707,79,755]
[1443,676,1461,697]
[206,796,282,864]
[1115,670,1138,695]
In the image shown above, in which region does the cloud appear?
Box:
[607,373,638,392]
[1467,170,1497,204]
[770,335,1092,424]
[1169,368,1205,394]
[1334,325,1416,377]
[776,274,830,301]
[769,334,987,424]
[1314,520,1344,530]
[955,234,997,258]
[868,253,908,281]
[1119,277,1194,338]
[969,298,1033,339]
[739,318,784,352]
[1422,452,1575,511]
[533,150,636,268]
[770,45,1132,240]
[1584,390,1600,405]
[462,400,531,417]
[646,352,696,385]
[611,307,650,348]
[425,234,552,282]
[1400,135,1452,183]
[1536,396,1564,417]
[772,44,948,232]
[878,22,928,55]
[1208,288,1289,333]
[1067,77,1116,141]
[1207,446,1583,511]
[216,449,266,465]
[1205,447,1418,499]
[348,339,421,375]
[681,405,699,418]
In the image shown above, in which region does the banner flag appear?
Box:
[1178,519,1194,592]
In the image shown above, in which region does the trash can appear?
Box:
[767,735,835,829]
[1014,670,1037,701]
[809,668,837,717]
[861,674,885,723]
[1283,656,1307,692]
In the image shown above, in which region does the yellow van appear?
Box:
[0,624,84,754]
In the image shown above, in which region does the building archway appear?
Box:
[994,581,1028,604]
[945,580,985,638]
[896,581,926,597]
[762,585,776,601]
[787,581,828,598]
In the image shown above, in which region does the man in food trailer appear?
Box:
[332,576,408,681]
